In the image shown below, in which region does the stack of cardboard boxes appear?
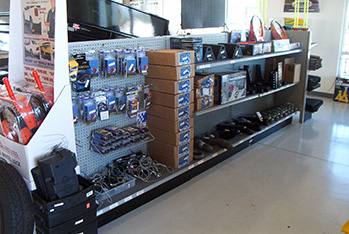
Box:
[145,49,195,169]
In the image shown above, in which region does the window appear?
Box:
[226,0,263,30]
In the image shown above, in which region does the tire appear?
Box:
[0,161,34,234]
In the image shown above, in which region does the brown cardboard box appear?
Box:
[148,127,194,146]
[147,114,194,133]
[146,77,194,95]
[194,73,215,88]
[148,139,193,158]
[148,150,194,169]
[151,90,194,108]
[195,96,214,111]
[147,103,194,121]
[195,86,214,98]
[284,63,301,83]
[146,49,195,66]
[147,64,195,80]
[283,57,295,80]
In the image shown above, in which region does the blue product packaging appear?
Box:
[115,88,126,114]
[178,153,190,168]
[103,87,117,113]
[178,51,191,65]
[178,92,191,107]
[86,50,99,77]
[179,129,191,145]
[178,118,190,132]
[178,79,191,93]
[83,96,97,124]
[74,68,91,92]
[180,65,192,79]
[116,49,125,75]
[138,56,148,75]
[178,105,190,120]
[178,142,191,157]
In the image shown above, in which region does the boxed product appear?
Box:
[147,103,194,121]
[334,77,349,103]
[147,64,195,80]
[195,86,214,98]
[148,127,194,146]
[195,73,215,88]
[147,115,194,133]
[214,71,247,104]
[146,49,195,66]
[273,39,290,52]
[195,96,214,111]
[262,42,272,54]
[148,139,193,158]
[170,37,203,63]
[284,63,301,83]
[151,90,194,108]
[238,43,263,56]
[146,77,194,95]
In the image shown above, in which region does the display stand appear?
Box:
[3,0,76,189]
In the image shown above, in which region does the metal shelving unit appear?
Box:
[196,49,302,70]
[195,83,299,116]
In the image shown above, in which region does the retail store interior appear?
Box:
[0,0,349,234]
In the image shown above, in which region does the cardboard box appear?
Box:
[146,49,195,66]
[147,64,195,80]
[151,90,194,108]
[147,115,194,133]
[284,63,301,83]
[195,86,214,98]
[194,73,215,88]
[146,77,194,95]
[148,139,193,158]
[283,57,295,80]
[195,96,214,111]
[148,127,194,146]
[214,71,247,104]
[147,103,194,121]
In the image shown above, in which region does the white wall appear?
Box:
[267,0,347,94]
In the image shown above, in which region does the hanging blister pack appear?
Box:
[136,48,148,75]
[86,50,99,78]
[72,96,78,124]
[82,95,97,124]
[103,50,117,78]
[124,49,137,77]
[126,86,139,118]
[115,88,126,114]
[102,87,117,114]
[93,90,109,121]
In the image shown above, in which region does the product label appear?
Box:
[178,52,191,65]
[179,129,191,145]
[178,105,190,120]
[178,79,191,93]
[180,65,192,79]
[178,154,190,168]
[178,142,190,156]
[178,118,190,132]
[178,92,191,107]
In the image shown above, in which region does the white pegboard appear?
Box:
[68,33,228,176]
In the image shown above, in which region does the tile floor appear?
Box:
[99,96,349,234]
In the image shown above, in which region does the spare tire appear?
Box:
[0,161,34,234]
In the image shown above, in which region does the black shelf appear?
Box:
[195,49,302,70]
[195,83,299,116]
[96,113,295,227]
